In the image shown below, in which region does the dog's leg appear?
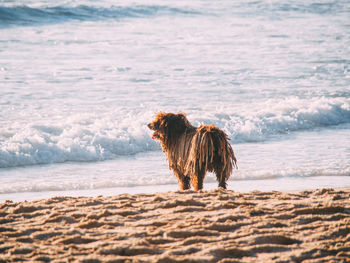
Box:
[174,169,191,190]
[180,176,191,190]
[218,180,227,189]
[191,171,204,191]
[215,168,227,189]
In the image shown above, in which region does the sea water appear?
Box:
[1,0,349,202]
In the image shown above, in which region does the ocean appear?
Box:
[1,0,349,202]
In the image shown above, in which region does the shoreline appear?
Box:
[1,187,349,262]
[2,175,350,203]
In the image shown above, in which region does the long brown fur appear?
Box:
[148,112,237,190]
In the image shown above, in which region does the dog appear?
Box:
[148,112,237,191]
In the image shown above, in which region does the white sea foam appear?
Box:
[221,96,350,142]
[1,97,349,168]
[0,111,156,168]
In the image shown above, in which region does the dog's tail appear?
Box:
[185,125,237,183]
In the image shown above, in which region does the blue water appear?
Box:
[0,0,349,201]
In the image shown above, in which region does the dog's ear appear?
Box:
[176,113,191,128]
[165,113,189,137]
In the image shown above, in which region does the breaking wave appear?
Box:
[0,97,349,168]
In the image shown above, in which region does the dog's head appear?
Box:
[148,112,192,144]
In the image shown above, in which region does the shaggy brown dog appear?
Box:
[148,112,237,190]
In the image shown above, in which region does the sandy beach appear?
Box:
[0,188,349,262]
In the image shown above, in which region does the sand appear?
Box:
[0,188,349,262]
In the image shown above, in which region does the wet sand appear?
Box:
[0,188,349,262]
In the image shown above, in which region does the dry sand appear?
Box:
[0,188,349,262]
